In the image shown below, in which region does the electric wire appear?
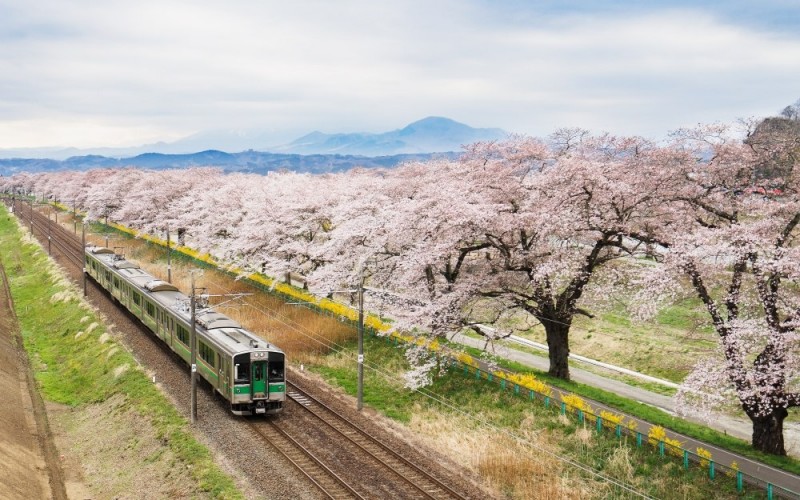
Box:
[200,276,652,498]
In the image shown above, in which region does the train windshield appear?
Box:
[234,353,250,383]
[268,354,285,382]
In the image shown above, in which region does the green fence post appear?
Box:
[476,368,481,379]
[529,389,534,401]
[578,410,584,423]
[736,472,743,492]
[659,441,665,457]
[514,384,519,395]
[615,424,621,438]
[596,416,602,433]
[683,450,689,469]
[544,396,550,408]
[767,483,773,500]
[463,364,468,375]
[561,402,566,415]
[636,432,642,447]
[488,372,493,382]
[709,461,714,480]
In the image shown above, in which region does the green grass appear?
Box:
[0,205,242,499]
[454,342,800,478]
[311,334,767,499]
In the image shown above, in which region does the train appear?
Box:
[84,245,286,415]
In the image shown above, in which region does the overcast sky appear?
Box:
[1,0,799,149]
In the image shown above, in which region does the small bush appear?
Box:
[697,447,713,469]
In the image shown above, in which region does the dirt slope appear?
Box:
[0,260,67,499]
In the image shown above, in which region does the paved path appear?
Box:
[452,333,800,497]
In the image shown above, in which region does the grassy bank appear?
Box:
[313,335,764,499]
[454,342,800,477]
[0,205,242,499]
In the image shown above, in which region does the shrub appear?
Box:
[599,410,625,429]
[697,447,713,469]
[505,372,553,398]
[561,393,593,419]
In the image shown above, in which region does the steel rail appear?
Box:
[251,419,366,500]
[287,381,468,500]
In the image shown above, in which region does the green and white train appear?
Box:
[85,246,286,415]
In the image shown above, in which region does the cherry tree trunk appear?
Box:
[544,321,571,380]
[749,407,788,456]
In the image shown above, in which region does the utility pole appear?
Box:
[47,206,51,255]
[82,222,87,297]
[357,271,365,411]
[166,225,172,283]
[190,272,198,424]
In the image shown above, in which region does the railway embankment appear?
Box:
[0,257,65,499]
[0,205,242,499]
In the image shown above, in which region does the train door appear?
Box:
[221,358,230,397]
[251,362,267,398]
[159,309,169,341]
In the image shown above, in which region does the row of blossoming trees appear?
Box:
[2,123,798,455]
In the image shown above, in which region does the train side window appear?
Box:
[113,277,120,289]
[177,325,189,345]
[145,301,156,317]
[133,292,141,306]
[199,342,216,368]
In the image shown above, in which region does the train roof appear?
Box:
[85,246,281,356]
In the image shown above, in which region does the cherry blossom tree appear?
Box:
[637,124,800,455]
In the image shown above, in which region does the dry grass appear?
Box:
[88,234,355,364]
[407,407,606,499]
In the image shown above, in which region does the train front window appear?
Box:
[268,360,285,382]
[234,354,250,383]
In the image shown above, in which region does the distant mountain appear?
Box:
[0,150,456,177]
[0,117,507,175]
[277,117,507,155]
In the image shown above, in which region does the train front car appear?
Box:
[232,345,286,415]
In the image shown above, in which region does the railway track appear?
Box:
[287,382,465,499]
[11,199,85,268]
[251,420,366,500]
[286,382,467,500]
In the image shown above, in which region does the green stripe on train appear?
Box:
[269,384,285,393]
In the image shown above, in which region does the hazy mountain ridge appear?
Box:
[0,151,457,176]
[0,117,503,175]
[278,116,507,155]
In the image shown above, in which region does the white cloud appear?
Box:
[0,0,799,148]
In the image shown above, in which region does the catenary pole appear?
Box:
[167,225,172,283]
[82,222,87,297]
[190,273,197,424]
[357,271,365,411]
[47,206,51,255]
